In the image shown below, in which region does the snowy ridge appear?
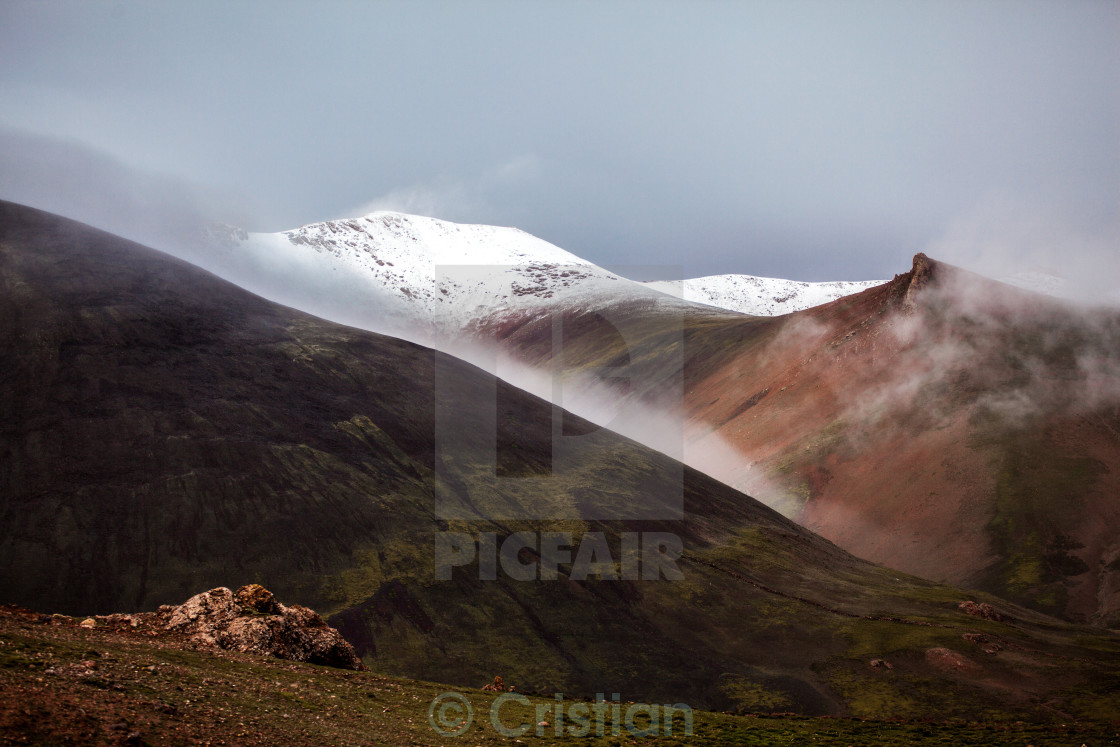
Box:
[211,211,677,345]
[208,211,898,342]
[645,269,1091,319]
[209,211,1082,336]
[644,274,886,316]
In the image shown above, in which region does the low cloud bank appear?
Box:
[0,127,252,263]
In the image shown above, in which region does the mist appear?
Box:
[925,193,1120,307]
[840,264,1120,449]
[0,128,253,262]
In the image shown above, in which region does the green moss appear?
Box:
[838,620,958,660]
[979,431,1105,615]
[0,638,45,669]
[717,675,793,713]
[827,667,923,720]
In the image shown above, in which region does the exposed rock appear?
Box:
[235,583,281,615]
[903,252,937,307]
[481,675,505,692]
[869,658,893,670]
[962,632,1003,654]
[164,586,363,670]
[165,587,241,644]
[924,647,980,672]
[79,618,96,629]
[96,613,139,630]
[958,600,1007,622]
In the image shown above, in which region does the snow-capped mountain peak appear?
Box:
[293,211,591,267]
[204,211,901,343]
[203,211,666,346]
[212,210,1095,347]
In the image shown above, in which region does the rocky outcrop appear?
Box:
[890,251,940,310]
[958,600,1007,622]
[481,675,513,692]
[962,632,1003,654]
[924,647,980,672]
[163,585,364,670]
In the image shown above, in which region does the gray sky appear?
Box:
[1,0,1117,288]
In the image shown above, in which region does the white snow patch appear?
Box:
[208,211,682,346]
[644,274,886,316]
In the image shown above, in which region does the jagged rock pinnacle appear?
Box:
[904,252,938,306]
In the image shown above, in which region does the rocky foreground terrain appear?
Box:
[0,589,1117,746]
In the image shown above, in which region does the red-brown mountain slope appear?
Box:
[480,255,1120,625]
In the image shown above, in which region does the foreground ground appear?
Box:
[1,606,1116,746]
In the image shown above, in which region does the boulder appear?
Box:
[235,583,282,615]
[958,600,1007,622]
[164,586,363,670]
[481,675,506,691]
[924,647,980,672]
[962,632,1003,654]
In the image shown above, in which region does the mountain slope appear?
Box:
[498,253,1120,625]
[684,255,1120,626]
[211,211,890,332]
[2,201,1119,720]
[192,210,1120,624]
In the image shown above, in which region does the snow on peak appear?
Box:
[204,210,672,346]
[202,209,899,346]
[322,211,590,267]
[644,274,886,316]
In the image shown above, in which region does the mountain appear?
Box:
[203,213,890,483]
[3,200,1120,721]
[209,211,887,328]
[504,253,1120,625]
[196,211,1120,625]
[684,255,1120,626]
[644,274,885,316]
[204,211,682,346]
[642,270,1085,319]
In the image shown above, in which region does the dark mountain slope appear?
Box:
[1,201,1118,720]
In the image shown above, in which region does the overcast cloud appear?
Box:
[1,1,1116,291]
